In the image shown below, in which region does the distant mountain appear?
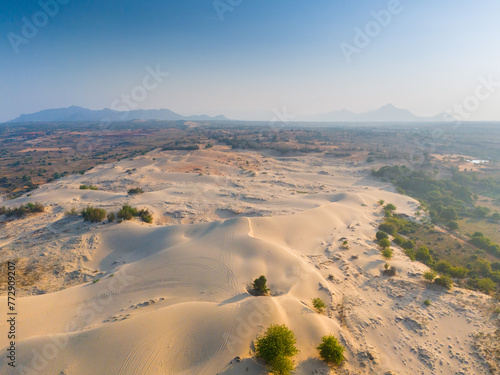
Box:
[8,106,229,123]
[298,104,448,122]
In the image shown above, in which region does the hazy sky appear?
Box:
[1,0,500,122]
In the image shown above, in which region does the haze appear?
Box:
[1,0,500,123]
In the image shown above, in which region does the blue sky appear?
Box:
[1,0,499,122]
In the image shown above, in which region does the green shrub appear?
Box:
[415,246,433,265]
[255,324,298,375]
[423,270,437,283]
[317,334,345,365]
[312,298,327,313]
[80,184,98,190]
[379,238,391,249]
[378,200,385,206]
[378,223,398,236]
[107,212,116,222]
[252,275,269,296]
[117,205,138,220]
[1,202,45,218]
[381,248,393,260]
[435,261,452,275]
[435,275,453,290]
[477,278,496,294]
[384,203,397,211]
[81,207,103,221]
[423,299,431,306]
[449,266,468,279]
[127,187,144,195]
[376,231,389,241]
[138,208,153,223]
[81,206,107,223]
[116,205,153,223]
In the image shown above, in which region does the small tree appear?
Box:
[317,334,345,365]
[379,238,391,249]
[312,298,327,313]
[423,270,437,283]
[252,275,270,296]
[255,324,298,375]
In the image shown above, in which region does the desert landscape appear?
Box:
[2,2,500,373]
[1,145,498,374]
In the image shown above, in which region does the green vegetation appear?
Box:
[423,299,431,306]
[0,202,45,218]
[81,206,107,223]
[317,334,345,365]
[255,324,298,375]
[477,278,496,294]
[379,238,391,249]
[435,275,453,290]
[377,206,499,296]
[252,275,269,296]
[79,184,98,190]
[376,231,389,241]
[117,205,153,223]
[127,187,144,195]
[381,248,393,260]
[423,270,437,283]
[340,240,349,250]
[107,212,116,222]
[312,298,327,313]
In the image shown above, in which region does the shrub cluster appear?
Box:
[80,184,98,190]
[117,205,153,223]
[81,206,107,222]
[127,187,144,195]
[0,202,45,218]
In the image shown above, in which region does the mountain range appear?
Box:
[8,106,229,123]
[7,104,451,123]
[296,104,449,122]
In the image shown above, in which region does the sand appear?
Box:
[0,147,498,374]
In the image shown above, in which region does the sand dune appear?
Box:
[1,148,497,374]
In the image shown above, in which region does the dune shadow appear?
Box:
[295,357,331,373]
[218,293,251,306]
[218,357,266,374]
